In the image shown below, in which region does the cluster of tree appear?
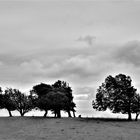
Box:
[30,80,76,118]
[92,74,140,121]
[0,80,76,118]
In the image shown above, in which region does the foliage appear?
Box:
[32,83,52,97]
[47,91,69,118]
[93,74,137,120]
[1,88,33,117]
[31,80,76,117]
[52,80,76,117]
[10,89,33,116]
[0,88,17,117]
[30,83,52,117]
[131,93,140,121]
[0,80,76,118]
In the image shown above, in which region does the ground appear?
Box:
[0,117,140,140]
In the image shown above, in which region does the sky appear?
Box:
[0,0,140,117]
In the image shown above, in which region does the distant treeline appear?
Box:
[0,80,76,118]
[0,73,140,121]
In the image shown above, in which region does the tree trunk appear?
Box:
[135,113,139,121]
[44,110,48,117]
[128,112,132,121]
[21,112,25,117]
[8,110,12,117]
[68,111,72,117]
[19,109,25,117]
[20,110,24,117]
[54,112,57,117]
[73,110,76,118]
[57,110,61,118]
[128,99,132,121]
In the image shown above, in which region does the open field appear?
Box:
[0,117,140,140]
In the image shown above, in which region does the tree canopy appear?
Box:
[92,74,139,120]
[0,88,33,117]
[1,88,17,117]
[30,80,76,118]
[10,89,33,116]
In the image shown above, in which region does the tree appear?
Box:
[47,91,69,118]
[52,80,76,117]
[35,95,52,117]
[11,89,33,116]
[2,88,17,117]
[69,102,76,117]
[32,83,52,98]
[31,81,76,118]
[0,88,12,116]
[30,83,52,117]
[3,88,33,117]
[92,74,137,121]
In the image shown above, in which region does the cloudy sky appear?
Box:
[0,0,140,117]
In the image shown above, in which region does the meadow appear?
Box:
[0,117,140,140]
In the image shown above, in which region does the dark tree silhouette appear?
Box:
[11,89,33,116]
[131,93,140,121]
[70,102,76,117]
[32,83,52,98]
[35,95,52,117]
[0,87,3,108]
[2,88,33,116]
[52,80,76,117]
[2,88,17,117]
[31,81,76,118]
[30,83,52,117]
[46,91,69,118]
[92,74,137,121]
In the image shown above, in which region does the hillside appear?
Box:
[0,117,140,140]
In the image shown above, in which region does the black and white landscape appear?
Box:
[0,0,140,139]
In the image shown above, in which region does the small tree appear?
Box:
[93,74,137,121]
[12,89,33,116]
[2,88,17,117]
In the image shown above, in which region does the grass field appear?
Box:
[0,117,140,140]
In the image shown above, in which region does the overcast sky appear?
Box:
[0,0,140,117]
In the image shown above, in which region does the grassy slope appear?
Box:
[0,117,140,140]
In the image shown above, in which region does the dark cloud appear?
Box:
[44,54,110,86]
[115,40,140,66]
[0,40,140,95]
